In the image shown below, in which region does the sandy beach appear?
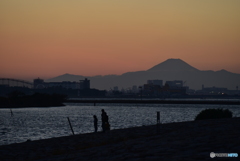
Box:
[1,117,239,161]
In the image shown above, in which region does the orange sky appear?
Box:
[1,0,240,80]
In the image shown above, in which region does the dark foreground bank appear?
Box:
[0,93,67,108]
[1,118,239,161]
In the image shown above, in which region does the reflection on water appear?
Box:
[0,103,239,145]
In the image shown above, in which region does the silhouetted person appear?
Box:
[101,109,106,132]
[101,109,110,132]
[105,112,110,131]
[93,115,98,133]
[105,112,109,123]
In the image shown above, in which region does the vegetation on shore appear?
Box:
[195,108,232,120]
[0,91,67,108]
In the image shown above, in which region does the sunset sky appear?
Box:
[1,0,240,80]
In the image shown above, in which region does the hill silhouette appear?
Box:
[47,59,240,90]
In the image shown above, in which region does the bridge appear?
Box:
[0,78,33,88]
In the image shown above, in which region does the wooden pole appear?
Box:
[67,117,75,135]
[10,109,14,117]
[157,111,160,133]
[157,111,160,124]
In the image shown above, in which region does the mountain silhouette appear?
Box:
[50,73,85,82]
[47,59,240,90]
[148,58,199,72]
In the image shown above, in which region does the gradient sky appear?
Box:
[1,0,240,80]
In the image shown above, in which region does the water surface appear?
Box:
[0,103,239,145]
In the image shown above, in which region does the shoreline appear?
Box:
[65,99,240,105]
[1,117,239,160]
[0,104,65,108]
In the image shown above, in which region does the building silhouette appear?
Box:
[33,78,91,90]
[80,78,90,89]
[33,78,45,89]
[165,80,183,88]
[142,80,187,97]
[147,80,163,87]
[113,86,119,91]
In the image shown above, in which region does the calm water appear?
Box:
[0,103,240,146]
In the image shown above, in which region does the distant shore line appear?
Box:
[1,98,239,108]
[0,93,67,108]
[65,99,240,105]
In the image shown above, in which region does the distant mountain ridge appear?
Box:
[46,59,240,90]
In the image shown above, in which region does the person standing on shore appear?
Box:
[93,115,98,133]
[101,109,110,132]
[104,112,110,131]
[101,109,107,132]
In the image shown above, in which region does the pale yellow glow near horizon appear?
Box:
[0,0,240,79]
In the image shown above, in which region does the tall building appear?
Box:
[80,78,90,89]
[33,78,45,89]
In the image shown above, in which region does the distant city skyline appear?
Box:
[1,0,240,80]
